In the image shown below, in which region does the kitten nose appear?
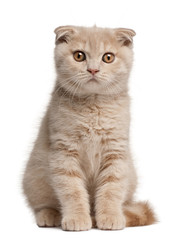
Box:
[87,68,99,75]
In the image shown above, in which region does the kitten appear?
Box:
[22,25,156,231]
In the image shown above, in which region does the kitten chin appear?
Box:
[23,25,156,231]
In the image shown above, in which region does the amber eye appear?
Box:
[73,51,86,62]
[102,52,115,63]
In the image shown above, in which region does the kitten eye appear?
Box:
[73,51,86,62]
[102,53,115,63]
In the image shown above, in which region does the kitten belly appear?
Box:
[79,134,102,211]
[79,133,102,180]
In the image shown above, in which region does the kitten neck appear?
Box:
[52,84,129,106]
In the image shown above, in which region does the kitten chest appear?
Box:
[77,104,122,178]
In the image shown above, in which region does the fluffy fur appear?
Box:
[23,25,156,231]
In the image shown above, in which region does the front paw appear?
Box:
[61,214,92,231]
[96,213,126,230]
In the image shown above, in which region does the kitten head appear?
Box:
[54,25,135,97]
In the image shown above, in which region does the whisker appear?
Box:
[102,77,123,98]
[57,72,86,102]
[70,80,82,104]
[53,72,85,97]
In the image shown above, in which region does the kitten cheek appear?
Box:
[72,61,87,71]
[114,62,128,75]
[120,66,129,74]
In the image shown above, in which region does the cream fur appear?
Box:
[23,25,156,231]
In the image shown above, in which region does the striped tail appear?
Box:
[123,201,157,227]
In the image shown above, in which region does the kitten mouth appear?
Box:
[87,77,99,83]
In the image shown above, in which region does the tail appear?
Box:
[123,201,157,227]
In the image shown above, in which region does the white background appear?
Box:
[0,0,181,239]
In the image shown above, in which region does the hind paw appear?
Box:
[36,208,61,227]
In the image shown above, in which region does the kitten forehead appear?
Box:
[74,26,116,43]
[71,27,120,54]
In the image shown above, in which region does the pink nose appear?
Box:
[87,68,99,75]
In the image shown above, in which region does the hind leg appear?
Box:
[23,113,62,227]
[23,161,61,227]
[35,208,61,227]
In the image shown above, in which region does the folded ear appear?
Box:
[114,28,136,47]
[54,26,76,44]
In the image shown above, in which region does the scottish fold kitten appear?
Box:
[23,26,156,231]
